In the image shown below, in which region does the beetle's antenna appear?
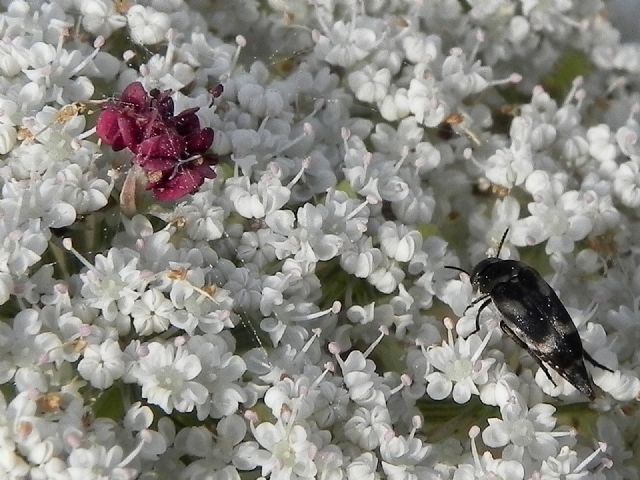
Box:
[445,265,470,276]
[495,229,509,258]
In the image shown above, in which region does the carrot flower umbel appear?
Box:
[96,81,217,201]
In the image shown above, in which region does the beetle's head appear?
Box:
[445,228,511,293]
[469,257,501,293]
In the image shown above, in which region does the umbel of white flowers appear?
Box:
[0,1,639,479]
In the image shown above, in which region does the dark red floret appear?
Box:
[149,157,217,202]
[120,81,150,109]
[95,81,218,201]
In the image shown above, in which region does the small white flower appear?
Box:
[379,87,411,121]
[132,342,208,414]
[236,229,278,268]
[188,335,247,419]
[174,191,226,242]
[613,159,640,208]
[224,175,290,219]
[437,278,473,319]
[441,48,491,96]
[454,426,524,480]
[67,445,137,480]
[485,117,536,188]
[588,124,618,168]
[537,444,608,480]
[378,221,423,263]
[380,429,433,477]
[407,76,448,127]
[343,405,391,450]
[293,203,344,263]
[237,82,285,117]
[348,66,391,103]
[224,266,262,312]
[592,369,640,402]
[79,0,127,37]
[250,419,318,479]
[57,164,111,215]
[79,248,146,326]
[78,338,125,389]
[0,124,17,154]
[314,21,378,68]
[402,34,441,65]
[314,381,350,429]
[480,364,522,407]
[368,257,405,294]
[482,394,561,462]
[314,445,346,480]
[23,41,96,103]
[130,289,174,335]
[1,178,76,229]
[425,327,495,404]
[347,452,379,480]
[177,416,245,478]
[127,5,171,45]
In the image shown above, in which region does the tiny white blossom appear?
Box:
[407,76,447,127]
[130,288,174,335]
[314,21,378,68]
[78,338,125,389]
[127,5,170,45]
[343,405,392,450]
[79,0,127,37]
[378,221,423,263]
[613,159,640,208]
[188,335,247,420]
[79,248,146,329]
[249,419,318,479]
[454,426,524,480]
[348,66,391,103]
[132,342,208,414]
[0,124,17,154]
[67,445,137,480]
[425,325,495,404]
[536,444,608,480]
[347,452,379,480]
[174,191,226,241]
[482,394,561,462]
[225,174,290,219]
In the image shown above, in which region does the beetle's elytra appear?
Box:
[447,230,613,400]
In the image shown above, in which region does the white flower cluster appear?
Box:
[1,0,640,479]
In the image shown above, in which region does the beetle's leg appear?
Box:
[583,351,614,373]
[500,322,557,386]
[463,294,491,315]
[468,298,492,336]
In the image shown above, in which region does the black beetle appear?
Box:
[446,230,613,400]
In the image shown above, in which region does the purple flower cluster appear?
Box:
[96,82,217,201]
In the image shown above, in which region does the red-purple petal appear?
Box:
[117,115,142,152]
[120,82,149,109]
[192,163,217,182]
[172,108,201,134]
[150,89,175,119]
[138,133,185,159]
[140,113,171,141]
[185,128,214,154]
[134,154,176,172]
[96,109,125,150]
[150,169,204,201]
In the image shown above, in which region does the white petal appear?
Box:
[497,460,524,480]
[254,422,281,450]
[452,379,474,404]
[425,372,452,400]
[482,419,509,447]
